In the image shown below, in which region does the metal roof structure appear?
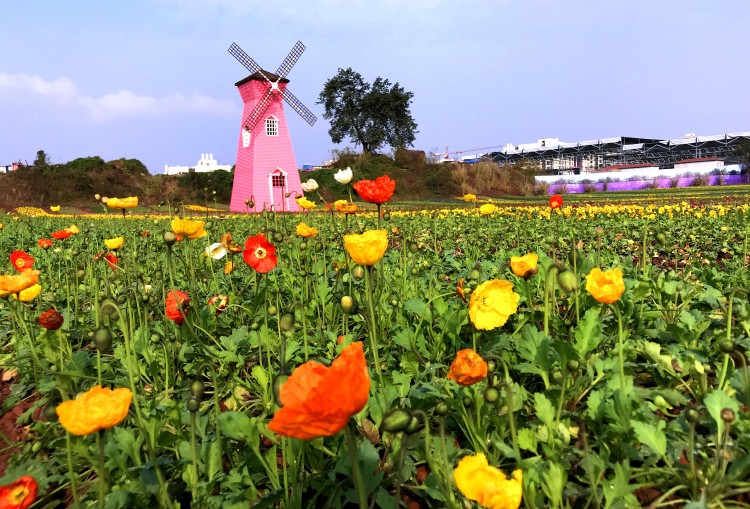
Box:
[488,132,750,171]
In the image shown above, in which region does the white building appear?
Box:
[164,153,232,176]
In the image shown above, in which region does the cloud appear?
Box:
[0,72,238,122]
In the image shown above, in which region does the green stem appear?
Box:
[612,304,626,390]
[97,430,107,509]
[364,266,384,391]
[65,433,81,507]
[344,423,368,509]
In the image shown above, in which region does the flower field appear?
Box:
[1,182,750,508]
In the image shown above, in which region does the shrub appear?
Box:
[670,177,680,188]
[534,181,550,195]
[583,183,598,193]
[691,174,709,187]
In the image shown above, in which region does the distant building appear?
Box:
[164,153,232,176]
[0,162,21,174]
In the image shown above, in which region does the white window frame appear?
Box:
[265,116,279,137]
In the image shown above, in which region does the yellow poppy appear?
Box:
[479,203,497,215]
[509,253,538,279]
[343,230,388,266]
[0,270,40,298]
[585,268,625,304]
[106,196,139,209]
[171,218,207,240]
[56,385,132,436]
[463,194,477,202]
[50,205,60,212]
[334,200,358,214]
[295,197,317,210]
[296,222,318,238]
[224,260,234,275]
[469,279,519,330]
[14,284,42,302]
[454,453,523,509]
[64,224,79,235]
[104,236,124,250]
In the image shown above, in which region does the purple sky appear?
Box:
[1,1,749,173]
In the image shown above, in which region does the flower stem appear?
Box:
[344,423,368,509]
[364,266,384,392]
[97,430,107,509]
[612,304,626,390]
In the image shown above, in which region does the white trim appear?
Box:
[267,167,290,211]
[265,116,279,137]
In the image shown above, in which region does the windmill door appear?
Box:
[269,169,288,211]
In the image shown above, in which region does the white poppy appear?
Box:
[334,167,353,184]
[204,243,227,260]
[301,178,319,193]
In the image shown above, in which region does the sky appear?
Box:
[1,1,749,173]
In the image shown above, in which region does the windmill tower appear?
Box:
[227,41,317,212]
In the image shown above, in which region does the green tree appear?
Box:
[33,150,50,171]
[317,68,417,153]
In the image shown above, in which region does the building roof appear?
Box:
[235,70,289,87]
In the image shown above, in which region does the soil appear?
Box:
[0,371,43,477]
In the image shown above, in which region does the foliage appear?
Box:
[317,67,417,153]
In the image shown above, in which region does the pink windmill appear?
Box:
[227,41,317,212]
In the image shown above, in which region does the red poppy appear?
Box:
[51,229,73,240]
[140,230,150,238]
[549,194,563,209]
[166,290,190,325]
[38,308,64,330]
[37,238,53,249]
[352,175,396,205]
[268,342,370,439]
[104,252,118,271]
[10,251,34,272]
[207,294,229,315]
[0,475,38,509]
[243,234,278,273]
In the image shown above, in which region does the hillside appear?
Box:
[0,151,538,211]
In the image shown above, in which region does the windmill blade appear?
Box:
[275,41,305,79]
[228,42,275,84]
[280,88,317,126]
[242,89,274,131]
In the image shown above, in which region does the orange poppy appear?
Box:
[352,175,396,205]
[220,232,243,253]
[37,238,53,249]
[334,200,358,214]
[51,229,73,240]
[268,342,370,439]
[0,475,37,509]
[9,251,34,272]
[56,386,132,435]
[165,289,190,325]
[207,294,229,315]
[457,278,467,302]
[447,349,488,386]
[0,270,40,298]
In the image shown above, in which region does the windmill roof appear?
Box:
[235,70,289,86]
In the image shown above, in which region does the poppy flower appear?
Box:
[56,385,132,436]
[469,279,520,331]
[224,260,234,275]
[268,342,370,439]
[104,236,124,250]
[295,197,317,210]
[463,194,477,202]
[0,270,40,298]
[454,453,523,509]
[14,284,42,302]
[509,253,539,279]
[171,218,207,240]
[104,253,119,271]
[0,475,38,509]
[447,349,488,386]
[243,234,278,273]
[51,229,73,240]
[10,251,34,272]
[334,200,358,214]
[50,205,60,213]
[205,243,227,260]
[65,224,79,235]
[585,268,625,304]
[456,278,468,302]
[207,294,229,315]
[38,308,64,330]
[334,167,353,184]
[479,203,497,215]
[106,196,139,209]
[353,175,396,204]
[37,238,53,249]
[549,195,563,209]
[220,232,243,253]
[165,290,190,325]
[140,230,150,238]
[300,179,319,192]
[295,222,318,238]
[343,230,388,266]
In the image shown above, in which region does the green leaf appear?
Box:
[704,390,740,430]
[404,298,432,323]
[518,428,538,452]
[574,308,603,355]
[534,393,555,430]
[217,411,259,447]
[630,420,666,456]
[251,364,269,389]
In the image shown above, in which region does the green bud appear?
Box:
[557,269,578,293]
[94,327,113,354]
[352,265,365,280]
[273,375,288,406]
[187,397,200,413]
[685,408,701,423]
[484,387,500,404]
[405,416,421,435]
[164,231,177,246]
[719,340,735,354]
[408,242,419,254]
[340,296,357,314]
[435,403,449,417]
[566,359,580,372]
[190,380,205,400]
[381,409,412,433]
[280,313,295,332]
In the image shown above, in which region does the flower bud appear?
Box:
[164,231,177,246]
[435,403,449,417]
[484,387,500,404]
[279,313,295,332]
[557,269,578,293]
[719,340,735,354]
[94,327,113,354]
[351,265,365,280]
[187,397,200,413]
[340,295,357,314]
[190,380,205,400]
[685,408,701,423]
[721,408,736,424]
[381,409,412,433]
